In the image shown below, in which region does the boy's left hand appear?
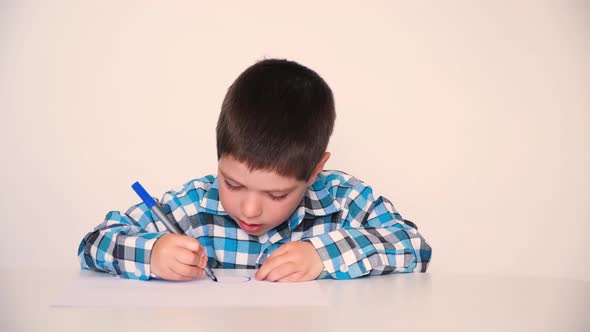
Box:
[255,241,324,282]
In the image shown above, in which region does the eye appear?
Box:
[269,193,288,201]
[225,180,242,191]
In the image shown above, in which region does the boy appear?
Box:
[78,58,432,282]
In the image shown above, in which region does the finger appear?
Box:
[278,272,305,283]
[265,262,297,282]
[161,266,195,281]
[262,244,291,268]
[255,254,291,280]
[170,261,204,280]
[175,248,201,266]
[176,236,205,257]
[190,254,208,269]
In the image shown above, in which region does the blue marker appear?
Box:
[132,181,218,282]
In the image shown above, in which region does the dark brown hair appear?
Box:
[216,58,335,181]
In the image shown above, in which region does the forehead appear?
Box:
[218,155,303,190]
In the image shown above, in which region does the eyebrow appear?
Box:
[219,169,297,193]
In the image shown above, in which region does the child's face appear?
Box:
[217,155,313,236]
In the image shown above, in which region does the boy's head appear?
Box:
[216,58,335,235]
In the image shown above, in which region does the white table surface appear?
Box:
[1,268,588,332]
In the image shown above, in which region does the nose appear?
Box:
[241,192,262,219]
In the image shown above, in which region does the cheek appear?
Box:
[267,196,302,221]
[218,187,240,215]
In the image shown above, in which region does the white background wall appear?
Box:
[1,1,588,281]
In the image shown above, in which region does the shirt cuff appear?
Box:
[113,232,167,280]
[306,229,372,279]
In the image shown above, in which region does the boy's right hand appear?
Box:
[150,233,208,281]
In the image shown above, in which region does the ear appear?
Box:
[306,152,331,186]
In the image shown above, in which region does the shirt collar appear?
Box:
[198,178,228,215]
[287,178,341,230]
[199,174,341,229]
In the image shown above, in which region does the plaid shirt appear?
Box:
[78,170,432,280]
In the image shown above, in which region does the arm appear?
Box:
[77,201,168,280]
[306,185,432,279]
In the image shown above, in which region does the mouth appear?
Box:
[237,219,263,233]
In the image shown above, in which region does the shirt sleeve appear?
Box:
[306,183,432,279]
[77,200,170,280]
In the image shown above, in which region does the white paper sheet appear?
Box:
[51,269,328,307]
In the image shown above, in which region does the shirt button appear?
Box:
[359,249,364,255]
[339,264,348,273]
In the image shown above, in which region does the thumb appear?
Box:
[176,235,203,254]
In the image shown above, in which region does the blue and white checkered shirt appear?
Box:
[78,170,432,280]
